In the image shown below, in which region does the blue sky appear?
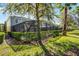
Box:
[0,3,7,24]
[0,13,8,24]
[0,3,79,24]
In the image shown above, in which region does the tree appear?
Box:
[4,3,54,40]
[4,3,54,55]
[75,6,79,27]
[56,3,76,35]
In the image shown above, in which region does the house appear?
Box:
[5,15,60,32]
[5,15,36,32]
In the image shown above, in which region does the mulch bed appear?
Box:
[5,34,53,45]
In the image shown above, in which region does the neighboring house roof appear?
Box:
[6,15,62,27]
[6,15,35,26]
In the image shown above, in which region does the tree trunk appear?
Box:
[63,6,67,36]
[36,4,41,43]
[35,3,52,56]
[46,23,48,31]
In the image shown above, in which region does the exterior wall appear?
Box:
[6,17,11,32]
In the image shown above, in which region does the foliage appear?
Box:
[11,32,37,41]
[0,32,5,44]
[4,3,54,41]
[8,30,60,42]
[0,35,3,44]
[50,30,60,37]
[0,30,79,56]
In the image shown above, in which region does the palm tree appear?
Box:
[56,3,76,35]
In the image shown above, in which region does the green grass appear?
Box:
[68,30,79,35]
[45,30,79,55]
[0,30,79,56]
[0,43,44,56]
[0,32,5,35]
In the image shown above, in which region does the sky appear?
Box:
[0,3,79,24]
[0,13,8,24]
[0,3,7,24]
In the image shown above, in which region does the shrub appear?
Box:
[10,30,60,42]
[11,32,37,41]
[11,32,48,41]
[0,35,4,44]
[0,32,4,44]
[11,32,22,41]
[50,30,60,37]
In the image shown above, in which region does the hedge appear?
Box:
[9,30,60,42]
[11,32,37,41]
[49,30,60,37]
[0,32,4,44]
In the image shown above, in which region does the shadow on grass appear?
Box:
[53,40,79,56]
[67,35,79,39]
[5,33,63,56]
[63,41,79,56]
[37,36,63,56]
[6,40,38,52]
[5,34,39,52]
[37,40,54,56]
[5,38,53,56]
[69,33,79,36]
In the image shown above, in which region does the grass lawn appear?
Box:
[45,30,79,55]
[0,41,44,56]
[46,36,79,55]
[0,30,79,56]
[0,32,5,35]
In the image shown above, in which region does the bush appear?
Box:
[50,30,60,37]
[10,30,60,42]
[11,32,47,42]
[0,32,4,44]
[11,32,22,41]
[11,32,37,41]
[0,35,4,44]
